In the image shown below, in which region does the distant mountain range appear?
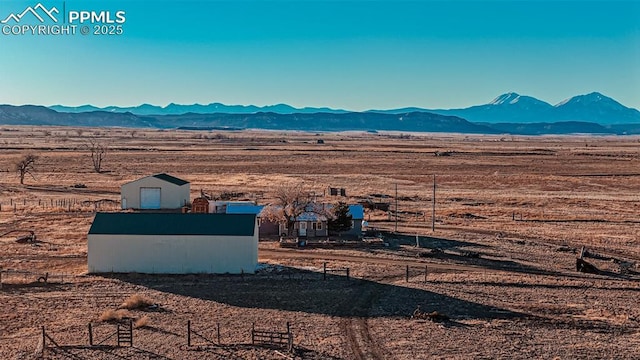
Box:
[48,92,640,126]
[373,92,640,125]
[1,92,639,135]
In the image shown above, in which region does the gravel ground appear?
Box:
[3,238,640,359]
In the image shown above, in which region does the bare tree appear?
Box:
[86,138,108,173]
[15,154,37,185]
[263,183,316,237]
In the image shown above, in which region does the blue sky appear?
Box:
[0,0,638,110]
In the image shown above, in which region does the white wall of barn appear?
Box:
[88,232,258,274]
[120,177,190,210]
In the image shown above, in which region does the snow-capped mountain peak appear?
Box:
[555,92,614,107]
[488,92,554,110]
[490,92,521,105]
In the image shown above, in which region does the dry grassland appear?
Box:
[1,126,640,359]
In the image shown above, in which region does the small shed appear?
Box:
[225,204,280,238]
[213,201,256,214]
[88,212,258,274]
[344,204,365,238]
[191,197,210,213]
[121,173,190,210]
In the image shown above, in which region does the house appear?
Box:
[121,173,190,210]
[280,203,365,239]
[289,210,328,238]
[87,212,258,274]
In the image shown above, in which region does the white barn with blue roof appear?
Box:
[88,212,258,274]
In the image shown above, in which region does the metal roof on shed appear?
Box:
[88,213,255,236]
[152,173,189,186]
[225,204,265,215]
[348,205,364,220]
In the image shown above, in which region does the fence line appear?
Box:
[323,262,350,280]
[252,322,293,352]
[187,320,221,347]
[405,264,429,283]
[39,319,296,355]
[0,268,75,288]
[0,197,120,213]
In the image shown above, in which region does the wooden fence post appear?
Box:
[88,323,93,346]
[217,322,220,344]
[286,322,292,351]
[187,320,191,346]
[323,262,327,280]
[406,265,409,282]
[41,326,46,353]
[424,265,428,283]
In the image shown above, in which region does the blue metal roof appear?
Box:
[88,212,256,236]
[225,204,265,215]
[348,204,364,220]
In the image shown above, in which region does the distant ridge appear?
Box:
[0,105,499,134]
[47,92,640,125]
[50,103,349,116]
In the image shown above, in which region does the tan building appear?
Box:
[120,173,190,210]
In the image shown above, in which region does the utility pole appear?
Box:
[432,174,436,232]
[395,183,398,232]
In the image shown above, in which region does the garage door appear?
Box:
[140,187,161,209]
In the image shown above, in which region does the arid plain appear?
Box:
[1,126,640,359]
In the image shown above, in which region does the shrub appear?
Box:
[133,315,150,329]
[99,309,131,322]
[120,294,154,310]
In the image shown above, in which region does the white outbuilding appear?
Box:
[87,212,258,274]
[120,173,190,210]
